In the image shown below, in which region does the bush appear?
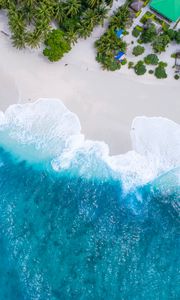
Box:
[140,24,156,43]
[95,28,127,71]
[159,61,167,67]
[43,29,71,62]
[108,5,130,30]
[143,0,151,6]
[155,65,167,79]
[96,53,121,71]
[136,25,143,32]
[165,29,176,40]
[121,59,127,65]
[137,38,143,44]
[161,22,170,31]
[140,11,153,24]
[152,34,170,53]
[135,10,142,18]
[134,61,147,75]
[144,54,159,65]
[175,30,180,44]
[149,70,154,74]
[128,61,134,69]
[174,74,179,80]
[132,27,140,38]
[171,53,176,58]
[132,45,145,56]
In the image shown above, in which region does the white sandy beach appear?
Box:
[0,11,179,154]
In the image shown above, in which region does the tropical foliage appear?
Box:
[43,29,71,62]
[155,62,167,79]
[132,27,141,38]
[140,24,157,44]
[152,34,170,53]
[132,45,145,56]
[95,4,130,70]
[144,54,159,65]
[134,61,146,75]
[0,0,110,60]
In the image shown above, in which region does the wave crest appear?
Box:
[0,98,179,191]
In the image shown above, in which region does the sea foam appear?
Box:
[0,99,179,299]
[0,98,179,192]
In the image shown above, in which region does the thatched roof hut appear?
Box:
[130,0,144,12]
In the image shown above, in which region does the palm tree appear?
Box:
[94,5,108,26]
[64,0,81,17]
[25,29,42,48]
[53,2,66,23]
[8,3,26,48]
[66,29,78,45]
[87,0,102,8]
[0,0,8,9]
[87,0,113,8]
[81,9,98,28]
[11,32,26,49]
[78,25,93,39]
[104,0,113,7]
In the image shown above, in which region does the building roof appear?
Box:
[131,0,144,12]
[150,0,180,22]
[115,29,124,38]
[114,51,125,61]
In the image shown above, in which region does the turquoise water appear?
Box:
[0,146,179,300]
[0,100,179,299]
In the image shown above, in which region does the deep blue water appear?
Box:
[0,146,179,300]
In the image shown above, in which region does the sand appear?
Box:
[0,11,179,154]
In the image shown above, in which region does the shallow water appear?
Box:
[0,99,179,299]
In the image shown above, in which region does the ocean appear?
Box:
[0,99,179,300]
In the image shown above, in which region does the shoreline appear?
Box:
[0,12,179,154]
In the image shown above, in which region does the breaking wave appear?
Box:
[0,98,179,190]
[0,98,179,299]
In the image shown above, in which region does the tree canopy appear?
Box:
[0,0,110,60]
[43,29,71,62]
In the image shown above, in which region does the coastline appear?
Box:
[0,12,179,154]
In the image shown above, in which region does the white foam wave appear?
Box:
[0,98,179,191]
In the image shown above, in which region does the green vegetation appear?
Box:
[140,10,169,27]
[134,61,147,75]
[2,0,179,80]
[43,30,71,62]
[144,54,159,65]
[95,29,127,70]
[140,11,154,24]
[140,24,157,43]
[152,34,170,53]
[165,29,177,40]
[121,59,127,65]
[95,4,130,70]
[163,28,180,43]
[159,61,167,68]
[132,45,145,56]
[174,74,179,80]
[132,27,140,38]
[148,70,154,74]
[128,61,134,69]
[155,62,167,79]
[0,0,110,60]
[132,25,143,38]
[175,30,180,43]
[108,5,131,30]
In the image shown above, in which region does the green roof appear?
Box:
[150,0,180,22]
